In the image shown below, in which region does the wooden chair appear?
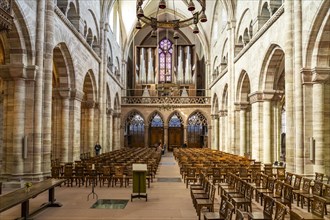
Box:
[274,183,293,209]
[212,167,222,185]
[248,194,274,220]
[256,176,276,205]
[294,178,312,207]
[284,172,294,185]
[74,165,85,187]
[204,194,235,220]
[185,167,197,188]
[99,166,112,187]
[292,178,312,206]
[323,183,330,215]
[112,165,125,187]
[239,167,251,182]
[273,201,287,220]
[231,182,253,213]
[51,166,61,179]
[299,180,323,212]
[195,184,216,220]
[275,167,286,181]
[289,195,326,220]
[63,164,73,187]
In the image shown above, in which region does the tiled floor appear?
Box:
[1,152,329,220]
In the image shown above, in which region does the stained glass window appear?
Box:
[151,114,164,127]
[159,38,172,83]
[169,115,182,127]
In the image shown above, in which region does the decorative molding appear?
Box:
[301,68,313,84]
[248,91,263,104]
[218,110,228,117]
[211,114,219,120]
[312,67,330,83]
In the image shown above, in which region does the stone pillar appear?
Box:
[85,101,95,154]
[211,114,219,150]
[284,0,295,172]
[164,125,168,147]
[43,0,55,173]
[34,0,45,175]
[294,0,304,173]
[113,112,121,150]
[184,125,188,144]
[238,104,249,156]
[99,22,106,151]
[71,89,83,161]
[59,89,70,163]
[249,92,263,161]
[106,108,113,152]
[227,20,236,154]
[144,125,149,147]
[219,110,227,151]
[12,78,25,175]
[263,93,273,163]
[312,67,330,174]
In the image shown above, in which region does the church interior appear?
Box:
[0,0,329,219]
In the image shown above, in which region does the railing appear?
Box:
[122,96,211,105]
[0,0,13,32]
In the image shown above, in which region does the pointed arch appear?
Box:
[148,110,165,125]
[236,70,251,103]
[168,111,184,126]
[212,93,219,114]
[221,84,229,110]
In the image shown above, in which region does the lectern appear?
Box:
[131,164,147,201]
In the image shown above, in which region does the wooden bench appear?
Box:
[0,178,66,220]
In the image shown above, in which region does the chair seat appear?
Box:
[291,209,324,220]
[248,212,272,220]
[204,212,221,220]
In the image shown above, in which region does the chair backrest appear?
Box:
[187,167,196,177]
[274,180,284,197]
[239,167,249,177]
[244,183,253,200]
[301,178,312,193]
[219,194,229,217]
[263,194,275,216]
[224,202,235,220]
[212,167,221,177]
[285,172,293,185]
[282,183,293,202]
[274,201,287,220]
[311,195,326,217]
[235,209,245,220]
[289,210,304,220]
[267,177,276,191]
[102,166,111,176]
[312,180,323,196]
[323,184,330,199]
[261,174,269,188]
[209,185,216,203]
[315,172,324,182]
[276,167,286,180]
[293,175,302,189]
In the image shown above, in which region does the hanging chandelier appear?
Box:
[136,0,207,37]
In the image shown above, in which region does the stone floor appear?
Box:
[0,152,329,220]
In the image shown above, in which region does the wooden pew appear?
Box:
[0,178,66,220]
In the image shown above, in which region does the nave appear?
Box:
[1,150,329,220]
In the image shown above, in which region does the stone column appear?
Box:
[312,67,330,174]
[59,89,70,163]
[12,78,25,175]
[99,22,106,150]
[227,20,236,154]
[263,92,274,163]
[106,108,113,152]
[294,0,304,173]
[219,110,227,151]
[113,112,121,150]
[238,103,249,156]
[184,125,188,145]
[284,0,295,172]
[34,0,45,175]
[85,101,95,154]
[43,0,55,173]
[211,114,219,150]
[144,125,149,147]
[164,125,168,147]
[249,92,263,161]
[71,89,83,161]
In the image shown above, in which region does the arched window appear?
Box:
[159,38,173,83]
[150,114,163,127]
[187,111,208,147]
[125,112,145,147]
[169,114,182,127]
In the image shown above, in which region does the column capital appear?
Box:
[234,102,250,110]
[53,88,72,99]
[71,89,84,101]
[312,67,330,83]
[218,110,228,117]
[248,91,263,104]
[106,108,114,115]
[0,64,38,80]
[211,114,219,120]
